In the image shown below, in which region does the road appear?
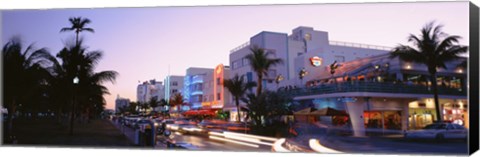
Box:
[111,120,271,151]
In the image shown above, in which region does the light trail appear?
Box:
[208,136,260,148]
[223,131,279,142]
[272,138,291,152]
[309,139,343,153]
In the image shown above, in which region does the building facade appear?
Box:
[136,79,164,103]
[183,67,213,109]
[164,75,185,103]
[115,95,130,114]
[290,53,467,136]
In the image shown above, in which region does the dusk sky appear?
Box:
[1,1,469,109]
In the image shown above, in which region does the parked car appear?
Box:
[404,123,468,140]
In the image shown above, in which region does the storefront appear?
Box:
[364,111,402,130]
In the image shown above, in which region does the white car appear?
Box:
[404,123,468,140]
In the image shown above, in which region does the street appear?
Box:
[111,120,272,151]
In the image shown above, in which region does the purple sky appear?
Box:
[1,2,469,109]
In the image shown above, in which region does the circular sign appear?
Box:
[310,56,323,67]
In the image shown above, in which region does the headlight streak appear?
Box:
[272,138,291,152]
[223,131,279,142]
[309,139,342,153]
[209,135,260,148]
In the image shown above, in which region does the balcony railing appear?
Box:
[285,82,466,97]
[329,41,393,51]
[230,41,251,54]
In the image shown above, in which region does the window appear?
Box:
[297,52,303,56]
[242,58,250,66]
[172,81,178,86]
[233,59,242,70]
[217,93,221,100]
[246,72,253,82]
[334,56,345,62]
[217,77,221,85]
[172,89,178,93]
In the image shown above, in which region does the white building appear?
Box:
[229,26,390,92]
[183,67,213,109]
[164,75,184,102]
[115,95,130,113]
[136,79,164,103]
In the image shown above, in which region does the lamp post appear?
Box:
[70,76,79,136]
[275,74,284,89]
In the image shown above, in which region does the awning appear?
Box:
[310,107,348,116]
[182,109,216,116]
[293,107,348,116]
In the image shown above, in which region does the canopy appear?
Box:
[310,107,349,116]
[182,109,216,116]
[294,107,348,116]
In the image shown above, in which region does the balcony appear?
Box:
[286,82,466,97]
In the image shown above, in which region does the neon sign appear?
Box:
[310,56,322,67]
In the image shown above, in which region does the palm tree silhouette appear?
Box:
[148,97,160,113]
[224,74,256,122]
[3,37,52,141]
[246,45,283,96]
[390,21,468,122]
[60,17,94,46]
[169,93,185,112]
[47,40,117,135]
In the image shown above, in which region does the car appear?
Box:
[404,123,468,140]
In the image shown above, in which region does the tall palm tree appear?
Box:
[223,74,256,122]
[128,102,139,114]
[47,39,117,134]
[390,21,468,122]
[2,37,52,139]
[246,45,283,96]
[60,17,94,46]
[159,99,168,114]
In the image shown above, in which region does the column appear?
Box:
[402,101,409,131]
[346,101,366,137]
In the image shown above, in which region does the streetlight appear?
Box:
[70,76,79,136]
[275,74,284,89]
[299,68,308,86]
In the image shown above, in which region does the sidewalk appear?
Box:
[8,118,133,147]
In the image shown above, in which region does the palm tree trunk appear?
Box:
[6,100,16,140]
[69,98,75,135]
[257,75,263,96]
[75,31,79,46]
[430,74,442,122]
[235,97,241,122]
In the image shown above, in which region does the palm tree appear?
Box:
[60,17,94,46]
[128,102,139,114]
[3,37,52,139]
[390,21,468,122]
[47,39,117,134]
[148,97,160,113]
[169,93,184,112]
[223,74,256,122]
[246,45,283,96]
[159,99,168,114]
